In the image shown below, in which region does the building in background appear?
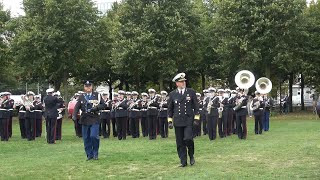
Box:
[95,0,121,15]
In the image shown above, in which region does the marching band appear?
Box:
[0,71,273,143]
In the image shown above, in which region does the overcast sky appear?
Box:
[1,0,317,17]
[1,0,120,16]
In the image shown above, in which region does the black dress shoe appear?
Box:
[93,156,99,160]
[86,157,93,161]
[190,157,195,166]
[179,164,187,167]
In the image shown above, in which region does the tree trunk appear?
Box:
[159,76,164,91]
[300,73,305,111]
[201,73,206,91]
[108,80,113,100]
[279,81,282,113]
[265,65,271,79]
[289,72,294,113]
[63,72,69,104]
[125,81,129,91]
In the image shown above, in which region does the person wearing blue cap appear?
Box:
[73,81,106,160]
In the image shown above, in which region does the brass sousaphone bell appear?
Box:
[255,77,272,94]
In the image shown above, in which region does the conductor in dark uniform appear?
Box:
[168,73,200,167]
[43,88,61,144]
[73,81,106,160]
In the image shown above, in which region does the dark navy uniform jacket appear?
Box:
[252,98,264,116]
[129,99,141,119]
[73,92,105,125]
[0,99,11,119]
[235,95,248,116]
[19,105,26,120]
[100,100,112,120]
[140,100,148,118]
[44,95,61,119]
[204,96,220,117]
[33,101,43,119]
[115,99,128,118]
[147,97,159,116]
[158,98,168,118]
[168,88,199,127]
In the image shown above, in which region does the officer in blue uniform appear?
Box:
[34,95,43,137]
[168,73,200,167]
[111,93,119,137]
[73,81,106,160]
[252,91,264,134]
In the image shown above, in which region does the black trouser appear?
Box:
[218,111,228,138]
[141,117,148,137]
[36,118,42,137]
[226,109,233,135]
[127,117,131,135]
[55,118,63,140]
[116,117,127,140]
[159,117,168,138]
[236,115,247,139]
[19,118,26,139]
[148,115,157,139]
[100,117,110,138]
[130,117,140,138]
[207,115,218,140]
[111,118,117,137]
[193,120,201,137]
[8,116,12,138]
[174,126,194,165]
[74,118,82,137]
[25,117,36,141]
[0,118,9,141]
[232,113,237,134]
[254,112,263,134]
[46,117,57,144]
[157,118,160,135]
[201,113,207,135]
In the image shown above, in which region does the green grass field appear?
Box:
[0,113,319,180]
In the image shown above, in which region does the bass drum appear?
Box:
[67,100,77,119]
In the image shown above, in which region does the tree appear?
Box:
[0,3,16,91]
[11,0,99,91]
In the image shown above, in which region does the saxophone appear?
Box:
[207,96,219,114]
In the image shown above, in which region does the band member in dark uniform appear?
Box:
[218,89,228,138]
[44,88,61,144]
[100,92,112,138]
[193,93,202,137]
[230,90,238,134]
[0,92,12,141]
[54,91,65,140]
[263,94,273,131]
[147,88,159,140]
[22,91,36,141]
[234,88,249,139]
[204,87,220,140]
[73,81,106,160]
[126,91,132,136]
[158,91,168,138]
[252,91,264,134]
[114,90,128,140]
[34,95,43,137]
[225,89,235,136]
[4,92,14,138]
[128,91,141,138]
[168,73,200,167]
[140,93,148,137]
[111,93,118,137]
[202,89,209,135]
[18,102,27,139]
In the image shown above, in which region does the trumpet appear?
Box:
[147,97,158,108]
[128,99,141,110]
